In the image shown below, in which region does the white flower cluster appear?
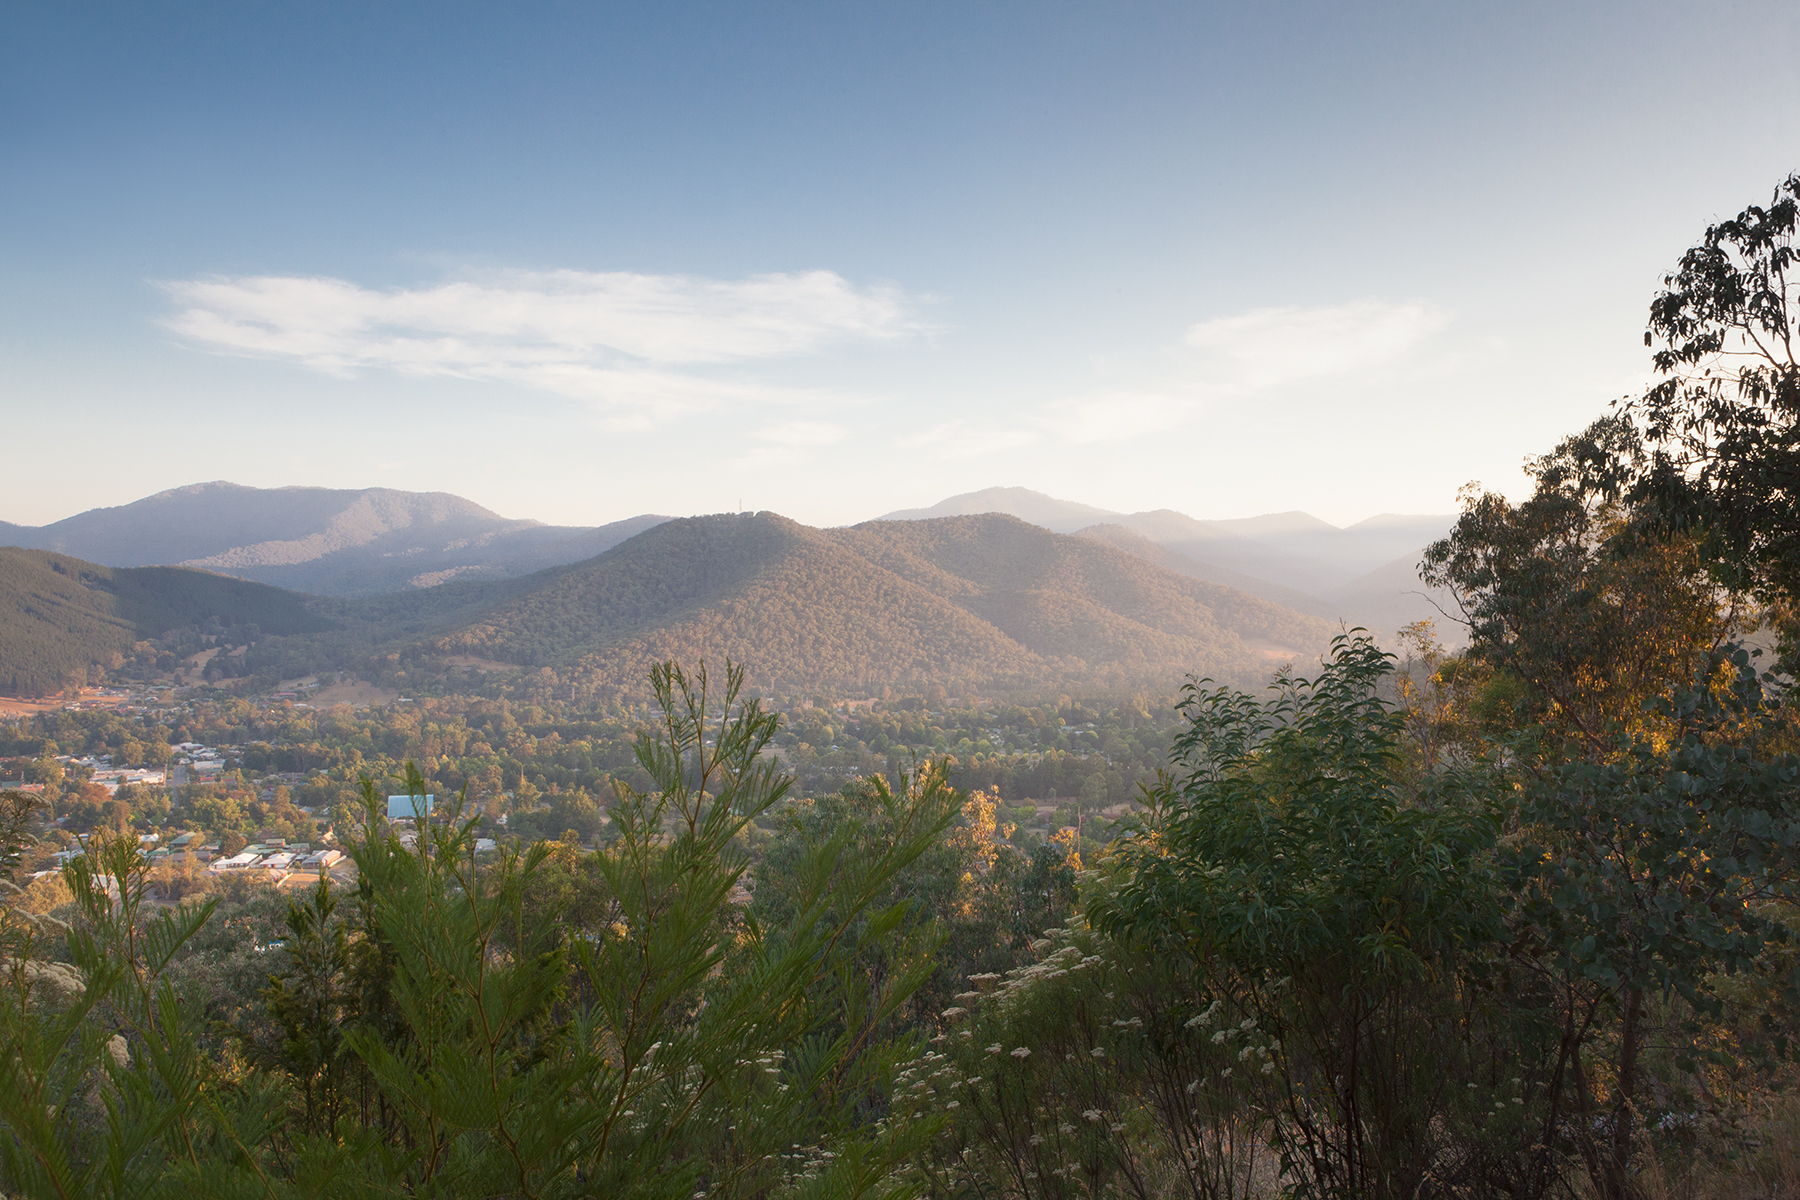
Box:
[1183,999,1224,1029]
[889,1048,972,1124]
[965,935,1106,1015]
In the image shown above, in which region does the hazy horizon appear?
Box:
[0,479,1453,535]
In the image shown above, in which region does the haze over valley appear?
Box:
[0,480,1457,703]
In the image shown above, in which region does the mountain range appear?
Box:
[0,511,1342,700]
[2,482,1458,639]
[0,481,1463,699]
[423,511,1337,699]
[877,487,1458,637]
[0,482,668,597]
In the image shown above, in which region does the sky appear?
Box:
[4,1,1800,530]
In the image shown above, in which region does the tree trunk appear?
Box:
[1604,986,1644,1200]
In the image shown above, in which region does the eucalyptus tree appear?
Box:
[1629,172,1800,626]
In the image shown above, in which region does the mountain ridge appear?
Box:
[878,487,1459,639]
[1,481,1464,664]
[423,511,1339,698]
[0,510,1346,699]
[0,481,672,598]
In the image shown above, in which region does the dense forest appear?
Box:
[6,176,1800,1198]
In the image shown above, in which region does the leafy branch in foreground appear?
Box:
[1092,634,1505,1200]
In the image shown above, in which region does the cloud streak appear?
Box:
[160,268,918,424]
[734,419,850,469]
[1030,300,1455,447]
[898,420,1042,460]
[1042,391,1205,444]
[1183,299,1450,390]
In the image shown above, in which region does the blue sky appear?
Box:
[5,1,1799,529]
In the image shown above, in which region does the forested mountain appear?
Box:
[3,480,1453,635]
[421,511,1337,699]
[879,486,1457,637]
[0,512,1340,700]
[0,548,328,695]
[0,481,668,597]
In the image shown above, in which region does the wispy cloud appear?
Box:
[159,268,918,424]
[735,420,849,469]
[1182,299,1451,391]
[1029,301,1453,446]
[898,420,1042,460]
[1041,391,1205,444]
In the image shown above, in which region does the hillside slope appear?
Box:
[0,548,330,694]
[3,481,670,597]
[877,487,1456,638]
[424,512,1338,697]
[1,511,1348,700]
[1074,524,1343,620]
[833,516,1334,659]
[430,514,1051,695]
[1330,552,1462,639]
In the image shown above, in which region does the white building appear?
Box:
[210,852,262,872]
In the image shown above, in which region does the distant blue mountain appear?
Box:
[0,481,669,598]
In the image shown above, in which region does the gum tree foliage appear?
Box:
[913,639,1800,1200]
[0,660,963,1199]
[1420,419,1745,758]
[1499,649,1800,1200]
[1628,172,1800,616]
[1093,636,1505,1200]
[1415,174,1800,1199]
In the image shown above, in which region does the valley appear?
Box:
[0,479,1457,707]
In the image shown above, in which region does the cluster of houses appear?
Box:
[383,794,497,854]
[38,792,503,886]
[2,739,233,796]
[48,832,347,878]
[173,742,226,781]
[88,763,169,793]
[208,838,345,875]
[3,756,170,795]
